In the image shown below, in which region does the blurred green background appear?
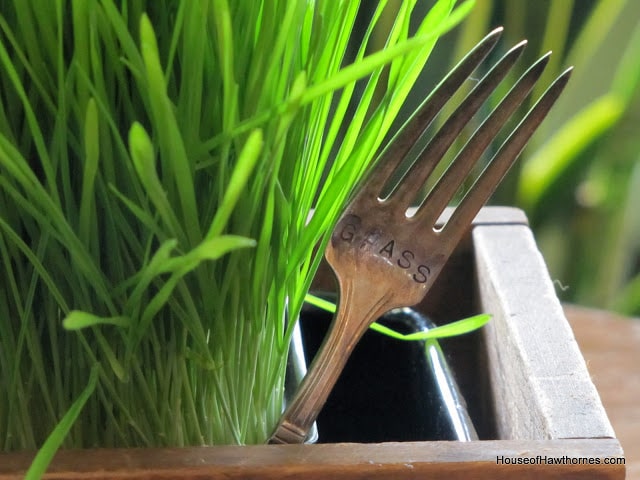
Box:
[362,0,640,316]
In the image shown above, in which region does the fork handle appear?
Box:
[269,295,385,444]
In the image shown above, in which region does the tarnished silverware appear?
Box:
[270,28,571,444]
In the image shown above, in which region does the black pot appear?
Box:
[295,297,478,444]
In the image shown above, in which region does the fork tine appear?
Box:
[442,67,573,240]
[388,39,527,210]
[353,27,504,203]
[413,52,552,226]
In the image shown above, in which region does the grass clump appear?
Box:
[0,0,472,450]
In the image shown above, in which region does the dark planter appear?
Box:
[299,301,477,443]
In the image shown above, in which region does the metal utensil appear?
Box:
[270,27,571,444]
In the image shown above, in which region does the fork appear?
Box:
[269,27,572,444]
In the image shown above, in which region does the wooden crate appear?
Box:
[0,207,624,479]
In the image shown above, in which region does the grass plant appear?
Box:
[305,294,491,341]
[0,0,474,453]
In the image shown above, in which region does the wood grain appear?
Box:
[565,304,640,480]
[473,222,615,440]
[0,439,624,480]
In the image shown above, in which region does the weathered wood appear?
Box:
[565,304,640,480]
[0,439,625,480]
[473,219,615,440]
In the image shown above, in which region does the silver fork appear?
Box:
[270,27,572,444]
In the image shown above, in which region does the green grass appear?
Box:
[305,294,491,341]
[0,0,473,454]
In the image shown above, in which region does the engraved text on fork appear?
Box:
[332,214,431,284]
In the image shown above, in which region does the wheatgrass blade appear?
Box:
[0,15,56,116]
[206,130,265,240]
[128,122,184,241]
[78,99,100,246]
[304,294,491,341]
[0,36,58,204]
[24,366,99,480]
[139,14,200,245]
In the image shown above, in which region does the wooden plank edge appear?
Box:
[423,205,530,227]
[0,438,625,480]
[472,221,616,440]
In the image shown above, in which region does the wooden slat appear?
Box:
[473,221,616,440]
[0,439,625,480]
[437,205,529,226]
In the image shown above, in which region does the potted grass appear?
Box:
[0,0,487,475]
[0,0,625,478]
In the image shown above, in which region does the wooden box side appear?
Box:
[0,439,625,480]
[472,209,616,441]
